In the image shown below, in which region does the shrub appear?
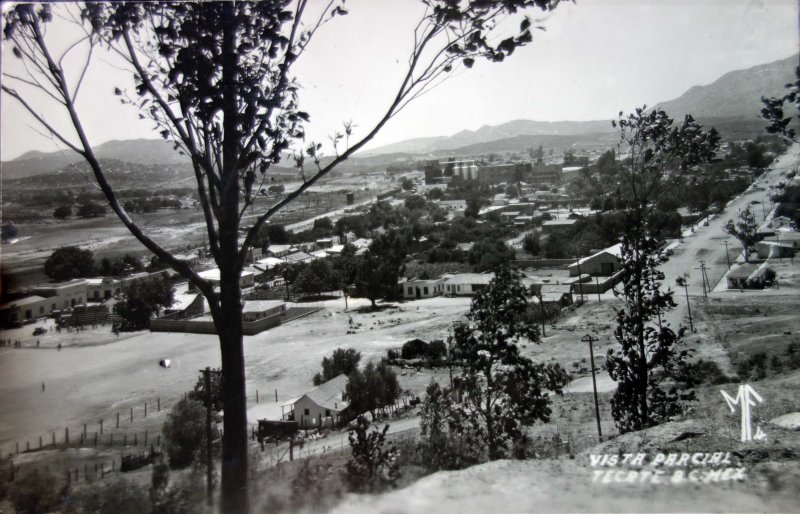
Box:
[313,348,361,386]
[401,338,428,359]
[9,468,63,514]
[70,478,149,514]
[345,416,399,493]
[688,359,730,385]
[162,398,209,468]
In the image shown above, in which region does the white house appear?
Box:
[567,243,623,277]
[442,273,494,296]
[242,300,286,322]
[191,268,255,292]
[281,374,350,429]
[400,277,445,299]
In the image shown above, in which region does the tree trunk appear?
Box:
[216,271,248,513]
[217,4,248,511]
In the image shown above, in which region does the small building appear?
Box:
[32,279,87,310]
[756,240,795,259]
[499,211,521,223]
[192,268,256,292]
[400,277,444,299]
[541,219,578,234]
[442,273,494,296]
[539,284,573,307]
[726,263,772,290]
[771,216,794,229]
[567,243,623,277]
[437,200,468,211]
[265,244,295,258]
[0,295,52,325]
[242,300,286,322]
[284,251,314,264]
[762,231,800,250]
[254,256,284,271]
[281,374,350,429]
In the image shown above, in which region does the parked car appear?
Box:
[33,327,46,336]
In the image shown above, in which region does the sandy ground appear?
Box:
[0,294,473,456]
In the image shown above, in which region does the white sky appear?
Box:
[1,0,797,161]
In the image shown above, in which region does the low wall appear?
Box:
[572,270,626,294]
[150,306,323,335]
[512,259,573,269]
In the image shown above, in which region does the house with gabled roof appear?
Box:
[281,374,350,429]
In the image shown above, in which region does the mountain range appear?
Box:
[2,54,796,183]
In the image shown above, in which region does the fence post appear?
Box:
[144,403,147,417]
[65,427,69,446]
[100,418,103,434]
[134,433,138,446]
[275,389,278,402]
[256,389,259,403]
[130,407,133,423]
[123,434,127,446]
[26,441,29,452]
[157,397,160,411]
[39,437,42,450]
[110,433,113,446]
[84,424,87,439]
[94,432,98,446]
[145,430,148,446]
[117,413,120,429]
[52,433,55,447]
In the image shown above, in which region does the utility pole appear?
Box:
[581,334,602,442]
[574,251,584,303]
[721,241,732,270]
[676,275,693,332]
[537,293,546,337]
[201,367,214,505]
[695,261,708,299]
[594,275,601,303]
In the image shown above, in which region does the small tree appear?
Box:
[117,276,175,330]
[605,108,716,433]
[188,368,223,412]
[449,267,569,460]
[9,468,63,514]
[725,206,759,262]
[313,347,361,386]
[77,200,107,218]
[522,232,540,256]
[345,416,398,493]
[294,258,338,298]
[162,398,211,469]
[53,205,72,219]
[44,246,95,281]
[344,361,400,418]
[418,380,481,471]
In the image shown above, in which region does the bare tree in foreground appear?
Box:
[2,1,566,509]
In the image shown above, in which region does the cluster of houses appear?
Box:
[0,270,169,327]
[399,243,626,306]
[725,215,798,290]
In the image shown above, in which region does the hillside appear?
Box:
[655,54,797,120]
[363,119,616,156]
[1,139,189,181]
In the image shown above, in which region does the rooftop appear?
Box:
[284,374,349,412]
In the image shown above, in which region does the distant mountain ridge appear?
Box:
[3,54,796,180]
[654,54,797,121]
[2,139,189,181]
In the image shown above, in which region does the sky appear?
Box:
[1,0,798,161]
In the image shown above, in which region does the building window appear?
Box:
[325,409,331,417]
[423,287,429,295]
[304,408,310,415]
[39,307,44,314]
[408,287,413,294]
